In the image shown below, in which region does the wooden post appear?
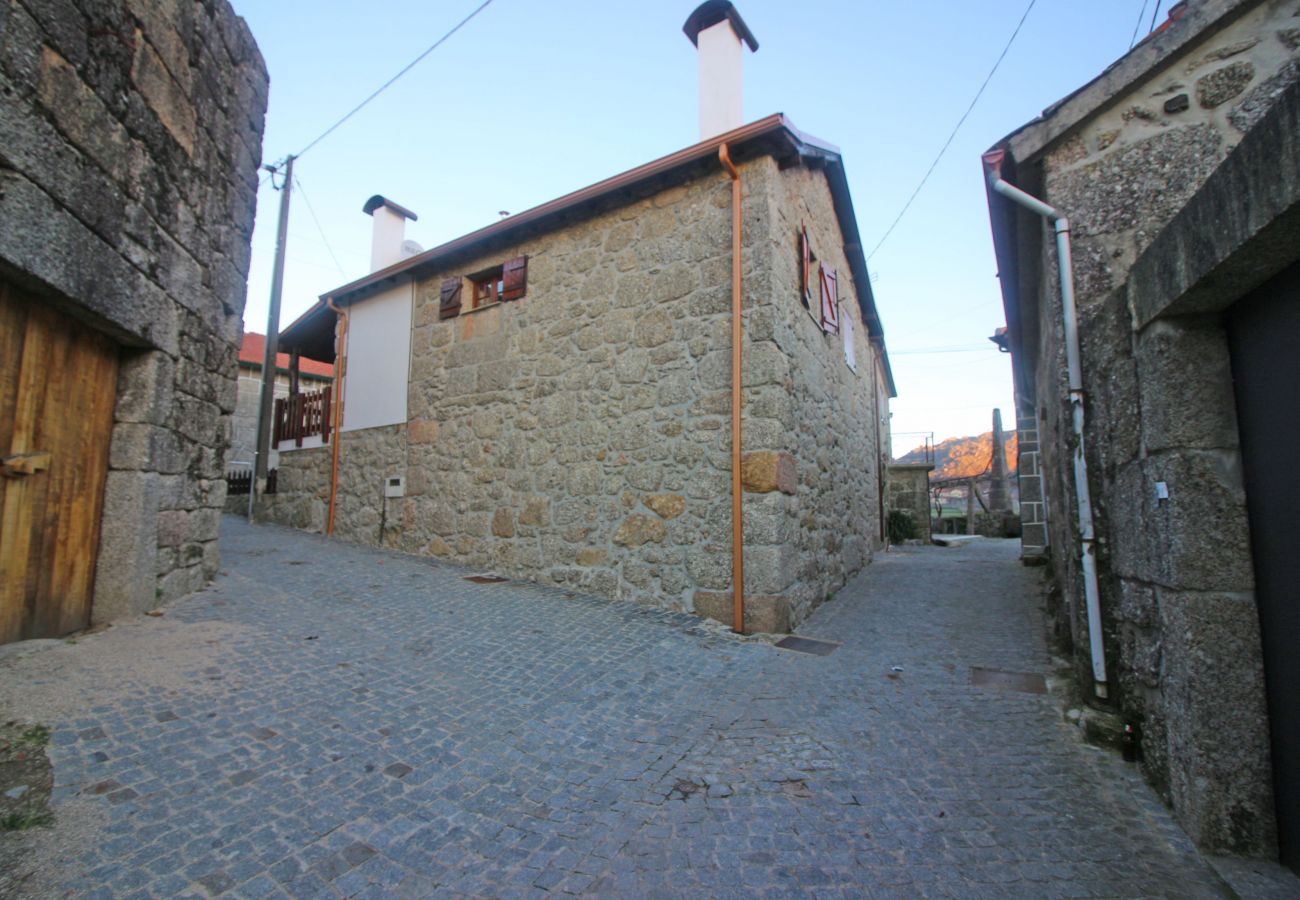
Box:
[966,478,977,535]
[251,155,294,520]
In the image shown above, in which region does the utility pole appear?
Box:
[250,155,294,521]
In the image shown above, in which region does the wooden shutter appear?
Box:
[801,225,813,309]
[819,264,839,335]
[502,256,528,301]
[439,277,462,319]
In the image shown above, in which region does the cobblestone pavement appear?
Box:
[0,517,1235,898]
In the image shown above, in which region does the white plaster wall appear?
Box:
[342,281,413,432]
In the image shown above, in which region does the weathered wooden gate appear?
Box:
[0,283,119,643]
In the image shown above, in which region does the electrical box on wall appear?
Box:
[384,475,405,498]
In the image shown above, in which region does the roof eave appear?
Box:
[995,0,1253,164]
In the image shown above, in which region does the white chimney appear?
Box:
[683,1,758,140]
[362,195,418,272]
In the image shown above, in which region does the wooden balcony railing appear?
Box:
[273,386,332,448]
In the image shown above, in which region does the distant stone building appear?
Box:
[0,1,266,642]
[982,0,1300,868]
[228,332,333,471]
[263,5,896,634]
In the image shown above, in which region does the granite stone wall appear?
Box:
[0,0,267,619]
[1022,2,1298,855]
[266,155,886,632]
[766,163,886,624]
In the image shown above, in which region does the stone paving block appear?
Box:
[0,517,1265,897]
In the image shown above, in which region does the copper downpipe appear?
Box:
[326,298,349,536]
[719,143,744,634]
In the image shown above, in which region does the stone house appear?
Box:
[0,0,267,644]
[265,5,896,634]
[228,332,333,471]
[981,0,1300,868]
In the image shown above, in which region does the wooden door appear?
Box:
[0,283,119,643]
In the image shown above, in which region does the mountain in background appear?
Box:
[896,430,1019,480]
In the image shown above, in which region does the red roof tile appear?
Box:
[240,332,333,378]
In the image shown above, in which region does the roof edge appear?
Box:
[286,113,894,396]
[993,0,1253,163]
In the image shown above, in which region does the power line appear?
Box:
[1148,0,1164,36]
[293,175,346,277]
[1129,0,1151,49]
[293,0,496,161]
[866,0,1039,260]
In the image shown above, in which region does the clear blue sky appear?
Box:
[232,0,1169,455]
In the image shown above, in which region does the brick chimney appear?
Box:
[682,1,758,140]
[362,195,418,272]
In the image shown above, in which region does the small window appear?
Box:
[438,256,528,320]
[470,267,505,309]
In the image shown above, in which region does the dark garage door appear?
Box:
[1228,261,1300,872]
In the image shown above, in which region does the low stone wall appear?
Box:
[0,0,267,619]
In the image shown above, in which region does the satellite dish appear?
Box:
[399,239,424,259]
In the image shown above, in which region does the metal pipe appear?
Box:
[719,142,745,635]
[982,150,1108,699]
[326,298,349,536]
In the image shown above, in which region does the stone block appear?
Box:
[744,544,797,594]
[576,548,607,567]
[1135,320,1239,453]
[1110,452,1254,592]
[741,451,796,494]
[634,309,675,347]
[644,494,685,520]
[131,33,196,154]
[114,349,176,426]
[1196,61,1255,109]
[91,471,160,623]
[518,496,549,526]
[612,514,666,548]
[1156,588,1273,854]
[408,419,439,444]
[491,507,514,538]
[692,590,791,634]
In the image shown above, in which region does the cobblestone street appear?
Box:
[0,517,1234,897]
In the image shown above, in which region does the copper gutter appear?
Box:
[325,298,349,535]
[719,142,745,635]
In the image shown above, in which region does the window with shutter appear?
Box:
[439,277,462,320]
[502,256,528,301]
[819,264,839,335]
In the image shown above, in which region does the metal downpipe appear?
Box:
[326,298,349,537]
[982,150,1109,699]
[719,142,745,635]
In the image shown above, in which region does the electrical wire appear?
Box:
[1148,0,1164,36]
[866,0,1039,260]
[1129,0,1151,49]
[293,176,347,277]
[293,0,495,161]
